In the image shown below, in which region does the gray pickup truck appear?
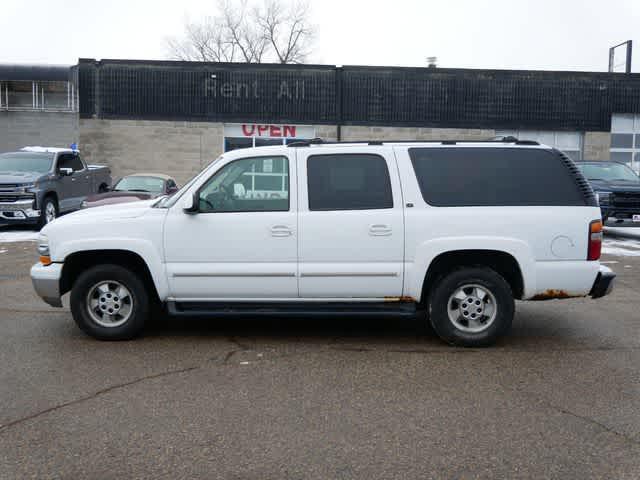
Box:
[0,147,111,228]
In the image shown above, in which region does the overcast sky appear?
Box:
[1,0,638,72]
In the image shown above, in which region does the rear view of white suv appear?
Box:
[31,138,615,347]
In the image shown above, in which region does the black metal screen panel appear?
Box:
[341,67,640,131]
[78,59,640,131]
[79,60,337,123]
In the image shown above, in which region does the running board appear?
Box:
[167,301,420,318]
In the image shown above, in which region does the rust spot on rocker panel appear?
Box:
[531,290,584,301]
[384,296,416,303]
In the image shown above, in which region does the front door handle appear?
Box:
[369,224,392,236]
[270,225,293,237]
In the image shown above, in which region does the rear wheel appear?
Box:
[70,264,149,340]
[38,196,58,229]
[428,267,514,347]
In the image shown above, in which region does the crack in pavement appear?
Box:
[514,389,640,448]
[0,365,199,434]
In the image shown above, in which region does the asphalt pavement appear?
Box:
[0,226,639,479]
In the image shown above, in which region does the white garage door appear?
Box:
[610,114,640,173]
[496,130,583,161]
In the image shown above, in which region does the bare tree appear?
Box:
[166,0,315,64]
[165,16,237,62]
[257,0,314,64]
[219,0,269,63]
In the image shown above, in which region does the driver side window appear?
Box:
[198,156,289,213]
[58,153,84,172]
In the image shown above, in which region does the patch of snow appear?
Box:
[0,249,7,254]
[605,227,640,240]
[602,237,640,257]
[0,229,39,243]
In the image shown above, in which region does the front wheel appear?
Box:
[38,196,58,229]
[428,267,514,347]
[70,264,149,340]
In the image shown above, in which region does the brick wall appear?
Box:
[80,120,341,185]
[340,126,496,141]
[81,119,609,186]
[0,111,78,153]
[80,119,224,185]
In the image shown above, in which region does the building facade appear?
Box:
[0,64,79,152]
[2,59,640,184]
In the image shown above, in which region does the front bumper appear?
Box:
[30,262,63,307]
[0,199,40,222]
[589,265,616,299]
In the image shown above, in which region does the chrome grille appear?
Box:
[611,193,640,210]
[0,194,34,202]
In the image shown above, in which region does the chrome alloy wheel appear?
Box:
[45,201,56,224]
[86,281,134,328]
[447,284,497,333]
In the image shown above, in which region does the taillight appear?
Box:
[588,220,603,261]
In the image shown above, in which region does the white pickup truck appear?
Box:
[31,139,615,347]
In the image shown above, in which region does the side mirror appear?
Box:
[183,191,199,214]
[59,167,73,177]
[167,185,179,195]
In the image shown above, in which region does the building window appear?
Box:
[610,114,640,173]
[496,130,583,161]
[0,80,77,112]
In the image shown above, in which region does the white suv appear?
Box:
[31,139,615,347]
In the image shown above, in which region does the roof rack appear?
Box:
[287,137,540,147]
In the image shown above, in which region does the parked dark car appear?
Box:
[576,161,640,226]
[0,147,111,228]
[80,173,178,209]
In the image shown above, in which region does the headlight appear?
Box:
[37,234,51,265]
[596,191,611,205]
[20,182,37,193]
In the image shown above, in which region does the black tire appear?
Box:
[428,267,514,348]
[70,264,149,340]
[38,195,58,229]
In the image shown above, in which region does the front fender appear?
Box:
[55,238,169,301]
[406,236,537,301]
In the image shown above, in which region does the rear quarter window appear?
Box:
[408,147,588,207]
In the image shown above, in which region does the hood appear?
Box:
[589,179,640,193]
[83,190,157,206]
[0,172,44,184]
[43,198,159,233]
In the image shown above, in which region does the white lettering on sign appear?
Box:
[224,124,315,139]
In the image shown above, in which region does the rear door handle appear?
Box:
[369,224,392,236]
[270,225,293,237]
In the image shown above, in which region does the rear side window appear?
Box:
[409,147,587,207]
[307,154,393,211]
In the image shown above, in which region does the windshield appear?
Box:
[115,176,165,193]
[156,156,223,208]
[577,163,640,183]
[0,152,54,174]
